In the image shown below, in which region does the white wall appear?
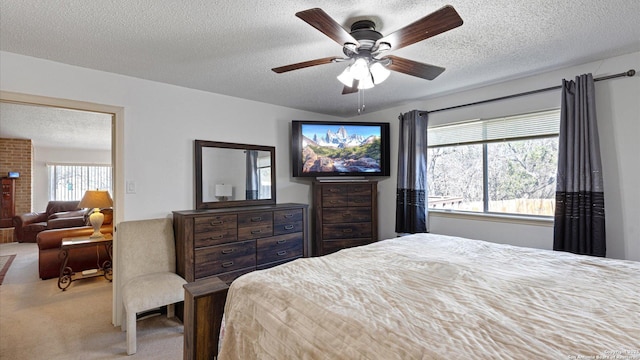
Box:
[352,51,640,261]
[32,146,111,211]
[0,51,340,222]
[0,50,341,326]
[1,51,637,260]
[1,50,637,327]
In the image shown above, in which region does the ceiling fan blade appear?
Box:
[384,55,446,80]
[342,80,360,95]
[272,56,339,73]
[377,5,463,51]
[296,8,360,47]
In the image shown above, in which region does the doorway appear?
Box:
[0,90,124,326]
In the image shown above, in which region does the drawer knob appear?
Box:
[284,225,294,230]
[211,234,223,240]
[284,213,294,218]
[210,220,223,226]
[251,229,262,234]
[222,261,234,268]
[222,248,234,254]
[277,239,287,244]
[251,216,262,222]
[277,251,287,256]
[343,229,353,233]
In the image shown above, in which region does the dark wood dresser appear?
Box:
[1,178,16,228]
[173,203,308,284]
[313,181,378,256]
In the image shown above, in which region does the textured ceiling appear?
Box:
[0,102,112,150]
[1,0,639,119]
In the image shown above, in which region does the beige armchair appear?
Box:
[117,218,187,355]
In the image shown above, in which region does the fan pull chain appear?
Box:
[357,90,365,115]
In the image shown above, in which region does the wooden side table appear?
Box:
[58,233,113,291]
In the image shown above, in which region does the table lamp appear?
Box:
[78,190,113,238]
[215,184,232,201]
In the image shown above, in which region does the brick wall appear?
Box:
[0,138,33,215]
[0,228,14,243]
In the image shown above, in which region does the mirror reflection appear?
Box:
[195,140,276,209]
[202,148,272,202]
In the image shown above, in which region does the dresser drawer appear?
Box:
[194,229,237,248]
[348,185,372,196]
[194,215,238,247]
[322,238,372,255]
[322,185,348,196]
[256,232,303,265]
[194,240,256,278]
[238,211,273,240]
[323,207,371,224]
[216,267,256,285]
[194,215,237,233]
[274,209,303,235]
[322,195,348,208]
[274,208,303,224]
[348,195,372,207]
[322,222,372,240]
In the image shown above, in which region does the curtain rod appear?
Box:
[426,69,636,114]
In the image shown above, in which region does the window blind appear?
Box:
[48,164,113,201]
[428,109,560,147]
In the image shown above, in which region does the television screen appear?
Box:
[292,120,390,177]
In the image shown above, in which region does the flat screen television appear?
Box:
[291,120,390,178]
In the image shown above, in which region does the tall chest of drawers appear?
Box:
[173,203,308,284]
[313,181,378,256]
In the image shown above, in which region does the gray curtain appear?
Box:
[396,110,429,234]
[245,150,259,200]
[553,73,606,257]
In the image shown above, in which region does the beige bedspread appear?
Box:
[219,234,640,359]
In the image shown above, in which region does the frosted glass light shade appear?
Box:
[350,58,370,81]
[337,67,354,87]
[357,74,375,90]
[370,62,390,84]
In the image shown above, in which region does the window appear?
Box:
[48,164,113,201]
[257,155,271,199]
[427,109,559,216]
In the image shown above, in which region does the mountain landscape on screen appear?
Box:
[301,125,382,173]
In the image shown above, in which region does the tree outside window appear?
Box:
[426,109,559,217]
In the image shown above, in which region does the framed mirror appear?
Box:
[195,140,276,209]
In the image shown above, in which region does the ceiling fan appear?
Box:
[272,5,463,94]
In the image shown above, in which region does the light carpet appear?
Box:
[0,242,184,359]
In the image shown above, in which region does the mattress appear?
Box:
[219,233,640,359]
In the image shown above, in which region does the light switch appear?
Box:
[126,181,136,194]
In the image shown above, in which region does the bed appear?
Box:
[217,233,640,359]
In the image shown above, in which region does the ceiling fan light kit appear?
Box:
[272,5,463,96]
[370,62,391,84]
[337,58,391,89]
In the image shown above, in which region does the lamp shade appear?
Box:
[350,58,370,80]
[357,74,375,90]
[370,62,390,84]
[78,190,113,238]
[337,67,354,87]
[78,190,113,209]
[215,184,233,197]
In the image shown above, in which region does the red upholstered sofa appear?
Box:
[36,223,113,280]
[13,201,89,243]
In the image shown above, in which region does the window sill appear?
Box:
[429,209,554,227]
